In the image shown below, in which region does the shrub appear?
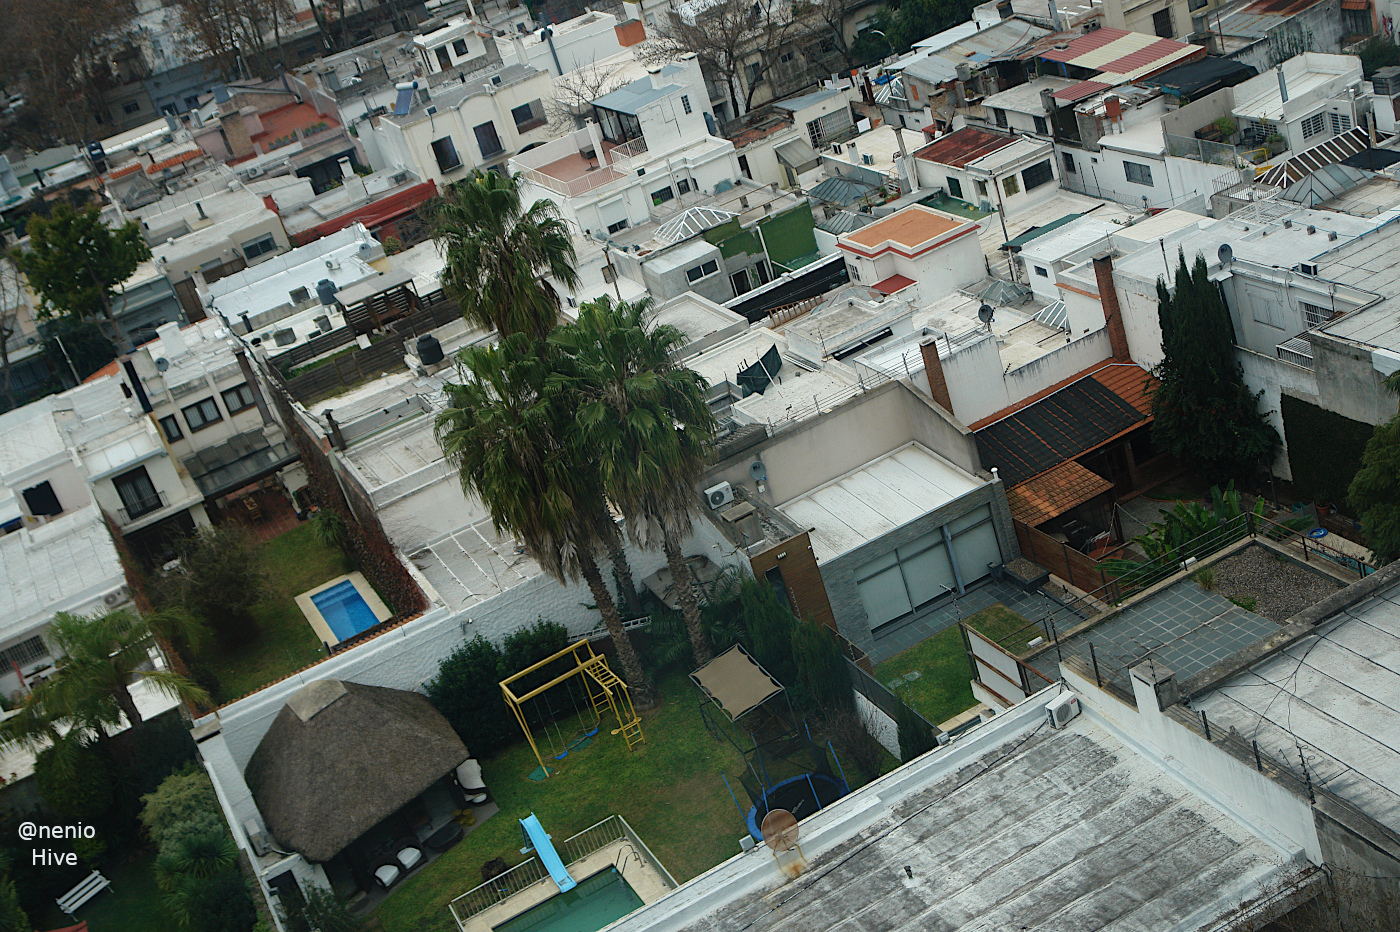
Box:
[293,885,368,932]
[382,236,403,255]
[896,701,936,763]
[740,578,797,688]
[425,636,515,755]
[140,768,224,852]
[311,508,346,549]
[1229,594,1259,612]
[0,872,32,932]
[502,618,570,681]
[176,869,256,932]
[1193,567,1216,590]
[162,526,270,650]
[792,619,853,716]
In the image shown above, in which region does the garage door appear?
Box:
[854,531,958,630]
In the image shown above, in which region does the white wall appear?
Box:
[1004,330,1112,403]
[1238,348,1321,480]
[844,232,984,308]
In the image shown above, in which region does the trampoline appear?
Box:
[745,773,847,842]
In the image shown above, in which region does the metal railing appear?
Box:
[119,490,167,523]
[1164,132,1252,166]
[448,815,673,929]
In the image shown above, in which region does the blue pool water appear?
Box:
[311,580,380,641]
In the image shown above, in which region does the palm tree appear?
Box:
[435,335,657,708]
[430,171,580,342]
[0,608,210,769]
[551,296,720,668]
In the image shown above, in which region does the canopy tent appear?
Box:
[690,644,785,722]
[244,679,468,862]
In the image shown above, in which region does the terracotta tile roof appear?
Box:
[914,126,1017,168]
[108,163,143,179]
[147,148,203,173]
[872,273,916,295]
[1039,27,1132,63]
[1007,460,1114,526]
[1090,361,1155,416]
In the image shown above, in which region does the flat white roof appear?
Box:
[0,505,126,644]
[778,442,982,562]
[0,398,65,480]
[208,225,379,318]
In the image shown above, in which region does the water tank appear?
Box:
[416,334,445,365]
[316,278,338,306]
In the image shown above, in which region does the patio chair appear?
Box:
[395,839,424,873]
[370,856,401,888]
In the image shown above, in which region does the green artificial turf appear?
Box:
[874,624,981,728]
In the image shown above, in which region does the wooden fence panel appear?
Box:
[1015,520,1110,594]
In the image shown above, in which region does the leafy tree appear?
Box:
[293,885,368,932]
[429,171,578,342]
[1149,253,1278,483]
[435,336,656,708]
[792,618,853,716]
[14,204,151,355]
[43,316,114,386]
[170,867,256,932]
[1349,374,1400,563]
[552,296,719,667]
[141,768,226,852]
[872,0,976,53]
[1358,35,1400,77]
[0,610,210,776]
[34,744,115,824]
[897,701,936,762]
[426,636,515,755]
[161,526,268,650]
[739,575,797,688]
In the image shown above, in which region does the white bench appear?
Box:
[56,870,110,915]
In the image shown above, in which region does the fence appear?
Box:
[1163,133,1254,166]
[846,658,940,735]
[447,815,672,929]
[1014,520,1120,596]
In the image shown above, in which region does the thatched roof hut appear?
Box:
[244,679,468,862]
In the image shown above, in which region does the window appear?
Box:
[221,383,257,414]
[123,101,141,114]
[975,179,988,198]
[183,396,223,432]
[677,178,693,195]
[651,185,675,205]
[1063,151,1077,174]
[764,566,792,613]
[159,415,183,442]
[946,176,963,199]
[738,154,752,179]
[1301,112,1326,139]
[681,95,692,114]
[185,95,201,109]
[993,107,1007,128]
[805,110,850,147]
[779,51,795,64]
[242,235,277,259]
[1188,0,1207,10]
[452,38,469,57]
[755,260,771,285]
[431,136,462,172]
[1002,174,1020,196]
[1035,266,1049,277]
[473,122,503,158]
[1123,160,1154,186]
[115,467,162,520]
[0,636,49,672]
[606,219,629,234]
[1033,115,1048,135]
[731,268,752,295]
[511,103,543,131]
[747,62,763,87]
[22,481,61,517]
[686,259,719,283]
[1022,159,1054,190]
[1330,112,1352,135]
[1152,7,1173,36]
[1302,301,1335,327]
[847,262,860,282]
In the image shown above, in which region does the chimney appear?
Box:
[614,18,647,46]
[919,338,954,412]
[220,108,255,160]
[511,33,530,66]
[1276,64,1289,104]
[1092,252,1130,362]
[338,156,355,180]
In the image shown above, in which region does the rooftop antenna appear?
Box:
[760,809,807,879]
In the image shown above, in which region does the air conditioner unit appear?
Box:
[1296,262,1318,276]
[705,481,734,509]
[243,819,270,857]
[102,587,129,607]
[1046,691,1080,729]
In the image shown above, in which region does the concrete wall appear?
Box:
[855,691,900,757]
[1239,348,1320,481]
[844,230,984,308]
[1004,329,1113,403]
[1161,89,1237,139]
[1310,330,1399,426]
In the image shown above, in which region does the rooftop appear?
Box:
[604,687,1306,932]
[207,224,382,322]
[386,64,543,124]
[914,126,1018,168]
[1316,222,1400,348]
[778,442,982,563]
[0,505,126,646]
[1194,572,1400,836]
[648,293,748,357]
[1230,52,1361,123]
[1037,26,1204,82]
[593,64,687,115]
[979,75,1078,116]
[901,19,1054,85]
[840,205,977,254]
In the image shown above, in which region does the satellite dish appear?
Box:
[1218,243,1234,265]
[978,304,995,325]
[155,357,170,372]
[750,460,767,481]
[761,809,800,852]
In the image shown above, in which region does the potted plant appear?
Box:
[1214,116,1238,141]
[1266,133,1286,156]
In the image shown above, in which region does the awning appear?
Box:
[690,644,784,721]
[183,428,299,499]
[1000,213,1083,251]
[775,138,821,173]
[872,273,916,295]
[1007,460,1113,526]
[334,267,418,308]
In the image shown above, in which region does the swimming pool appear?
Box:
[491,869,642,932]
[310,579,381,641]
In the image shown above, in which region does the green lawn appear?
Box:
[963,603,1040,657]
[36,852,178,932]
[874,625,978,728]
[376,673,755,932]
[199,523,351,702]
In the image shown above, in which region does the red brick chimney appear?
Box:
[1093,252,1130,362]
[919,338,954,412]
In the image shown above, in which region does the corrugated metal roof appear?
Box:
[1053,79,1113,101]
[816,211,876,235]
[914,126,1017,168]
[808,175,880,206]
[1039,26,1132,63]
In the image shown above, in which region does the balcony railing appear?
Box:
[1277,336,1314,369]
[118,490,167,523]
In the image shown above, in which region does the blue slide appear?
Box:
[519,813,577,893]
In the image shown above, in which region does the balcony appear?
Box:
[118,490,167,523]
